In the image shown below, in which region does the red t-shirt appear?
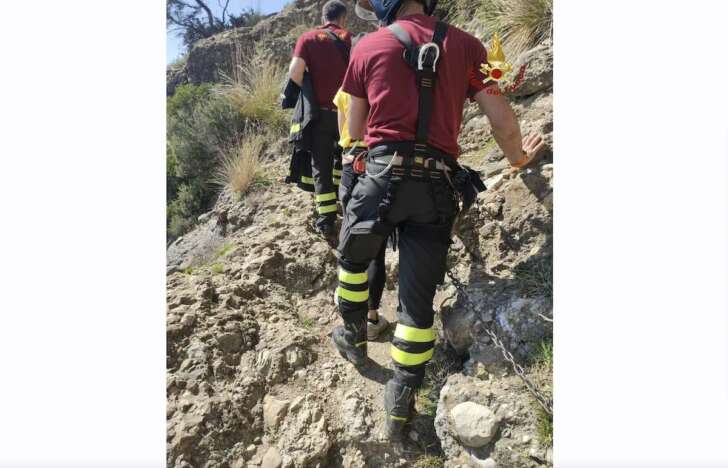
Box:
[293,23,352,108]
[341,14,494,157]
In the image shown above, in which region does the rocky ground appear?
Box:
[167,4,553,466]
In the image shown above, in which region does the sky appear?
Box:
[167,0,290,64]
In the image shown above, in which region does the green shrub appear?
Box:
[166,142,179,202]
[300,317,316,330]
[166,83,247,240]
[214,243,235,258]
[166,44,288,241]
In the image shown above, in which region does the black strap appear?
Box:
[323,28,350,63]
[387,21,448,157]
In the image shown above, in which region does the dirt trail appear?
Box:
[265,280,446,466]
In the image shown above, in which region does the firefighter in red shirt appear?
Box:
[288,1,352,235]
[332,0,545,440]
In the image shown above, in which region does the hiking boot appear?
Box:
[332,325,367,367]
[367,315,390,340]
[319,222,338,247]
[318,222,335,236]
[383,379,415,441]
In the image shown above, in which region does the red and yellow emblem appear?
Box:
[480,33,513,82]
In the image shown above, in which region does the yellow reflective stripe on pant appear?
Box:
[333,169,342,176]
[300,176,315,185]
[316,191,337,214]
[339,268,367,285]
[318,204,338,214]
[316,192,337,202]
[336,286,368,303]
[290,123,301,134]
[394,323,436,343]
[338,267,369,303]
[390,345,434,366]
[390,323,435,367]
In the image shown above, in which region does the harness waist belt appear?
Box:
[369,142,457,167]
[369,154,452,173]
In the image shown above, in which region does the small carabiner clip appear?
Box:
[417,42,441,72]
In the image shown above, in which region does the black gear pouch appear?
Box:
[452,165,486,210]
[339,219,391,265]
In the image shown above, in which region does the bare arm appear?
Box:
[473,88,544,167]
[348,95,369,142]
[288,57,306,86]
[473,88,524,162]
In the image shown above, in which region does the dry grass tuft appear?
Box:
[513,253,553,299]
[413,454,445,468]
[216,45,288,133]
[479,0,552,57]
[215,132,266,194]
[530,339,553,445]
[446,0,552,58]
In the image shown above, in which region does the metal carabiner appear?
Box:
[417,42,441,72]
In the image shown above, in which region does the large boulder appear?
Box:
[450,401,500,448]
[435,373,551,468]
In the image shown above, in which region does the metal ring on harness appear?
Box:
[365,151,398,179]
[418,42,440,72]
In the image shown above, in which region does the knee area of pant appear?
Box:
[338,257,368,274]
[398,221,452,246]
[391,365,426,389]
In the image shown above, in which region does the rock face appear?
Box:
[440,39,553,371]
[510,40,553,97]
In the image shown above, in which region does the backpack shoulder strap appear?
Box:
[323,28,351,63]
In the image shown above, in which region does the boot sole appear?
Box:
[336,346,368,367]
